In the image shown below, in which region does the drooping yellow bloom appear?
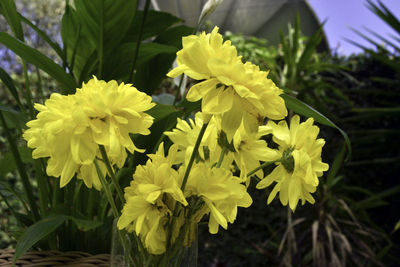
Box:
[184,162,252,234]
[167,26,287,139]
[232,124,281,185]
[118,144,187,254]
[117,195,169,255]
[23,77,155,189]
[256,115,329,211]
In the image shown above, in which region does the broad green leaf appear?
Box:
[61,4,95,82]
[0,32,77,92]
[136,43,178,65]
[146,103,180,123]
[13,214,68,263]
[282,94,351,160]
[0,0,24,40]
[134,26,192,95]
[155,25,193,47]
[103,42,177,80]
[69,217,102,231]
[125,10,182,42]
[74,0,137,77]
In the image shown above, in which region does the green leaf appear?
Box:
[0,105,26,130]
[0,67,23,110]
[136,43,178,65]
[0,146,33,176]
[19,13,63,59]
[13,214,68,263]
[394,220,400,232]
[0,0,24,40]
[0,111,39,221]
[134,26,191,95]
[69,217,103,231]
[125,10,182,42]
[282,94,351,161]
[326,143,346,189]
[74,0,137,77]
[103,42,177,80]
[297,26,323,71]
[147,103,180,123]
[61,4,95,81]
[354,184,400,210]
[0,32,77,92]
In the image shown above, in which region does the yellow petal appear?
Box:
[60,155,77,187]
[187,79,219,102]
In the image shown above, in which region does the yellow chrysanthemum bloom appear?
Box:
[23,77,155,189]
[117,195,169,254]
[165,112,222,165]
[232,124,281,185]
[184,162,252,234]
[256,115,329,211]
[167,26,287,139]
[118,144,188,254]
[75,77,155,165]
[123,143,187,206]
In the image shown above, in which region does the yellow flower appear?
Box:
[124,143,188,206]
[184,162,252,234]
[23,77,155,189]
[75,77,155,164]
[167,27,287,139]
[118,144,187,254]
[232,124,281,185]
[164,112,221,165]
[256,115,329,211]
[117,195,169,255]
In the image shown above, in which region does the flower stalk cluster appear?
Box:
[23,27,329,264]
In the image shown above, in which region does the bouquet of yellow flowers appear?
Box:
[21,27,329,266]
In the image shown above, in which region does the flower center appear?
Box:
[281,147,295,173]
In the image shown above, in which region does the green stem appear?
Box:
[35,67,45,102]
[22,61,34,119]
[34,160,49,215]
[180,122,208,191]
[167,122,209,250]
[0,111,40,221]
[172,75,185,106]
[247,161,277,178]
[215,146,227,168]
[94,159,140,266]
[52,178,61,207]
[98,145,124,205]
[0,191,20,222]
[87,189,96,217]
[128,0,151,83]
[94,159,119,218]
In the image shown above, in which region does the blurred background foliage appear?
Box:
[0,0,399,266]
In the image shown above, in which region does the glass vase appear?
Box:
[110,218,198,267]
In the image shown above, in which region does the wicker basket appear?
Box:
[0,249,110,267]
